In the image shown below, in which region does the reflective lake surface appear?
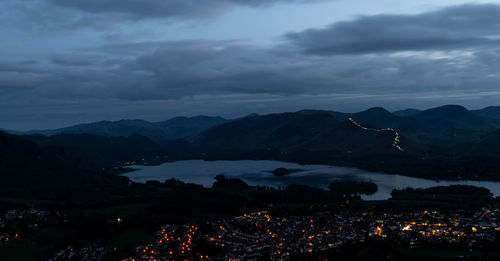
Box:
[124,160,500,200]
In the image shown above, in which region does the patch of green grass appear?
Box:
[107,226,155,248]
[39,225,78,245]
[0,197,54,207]
[83,203,152,217]
[0,240,44,261]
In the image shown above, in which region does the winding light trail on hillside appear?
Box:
[348,118,405,152]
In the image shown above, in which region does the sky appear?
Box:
[2,0,500,130]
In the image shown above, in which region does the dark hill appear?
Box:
[194,112,422,158]
[472,130,500,154]
[0,130,44,168]
[296,109,348,121]
[349,107,406,129]
[356,107,393,118]
[417,105,471,119]
[472,106,500,119]
[412,105,500,144]
[195,112,316,152]
[24,133,167,167]
[296,105,500,146]
[0,131,129,200]
[155,116,228,141]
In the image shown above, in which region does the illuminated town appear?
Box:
[0,203,499,260]
[123,207,500,260]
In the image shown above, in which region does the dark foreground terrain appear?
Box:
[1,176,500,260]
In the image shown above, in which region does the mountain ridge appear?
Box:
[17,116,228,142]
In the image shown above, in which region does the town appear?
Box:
[125,206,500,260]
[0,208,117,260]
[1,202,500,260]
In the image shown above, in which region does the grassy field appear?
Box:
[39,225,78,245]
[0,240,44,261]
[0,197,54,207]
[107,226,155,248]
[83,203,152,217]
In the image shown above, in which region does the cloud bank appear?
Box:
[2,3,500,129]
[287,4,500,55]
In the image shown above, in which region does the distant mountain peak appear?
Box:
[360,107,392,115]
[419,105,471,118]
[355,107,395,121]
[426,104,468,113]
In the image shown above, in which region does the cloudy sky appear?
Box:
[2,0,500,130]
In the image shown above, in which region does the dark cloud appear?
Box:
[48,0,320,19]
[0,0,322,31]
[50,54,103,66]
[3,37,500,106]
[287,4,500,55]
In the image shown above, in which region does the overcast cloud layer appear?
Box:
[49,0,321,19]
[2,1,500,130]
[288,4,500,55]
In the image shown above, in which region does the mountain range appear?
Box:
[11,105,500,146]
[4,104,500,188]
[194,112,423,156]
[297,105,500,146]
[16,116,228,142]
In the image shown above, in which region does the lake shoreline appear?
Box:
[124,158,500,182]
[123,160,500,201]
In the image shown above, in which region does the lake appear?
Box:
[124,160,500,200]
